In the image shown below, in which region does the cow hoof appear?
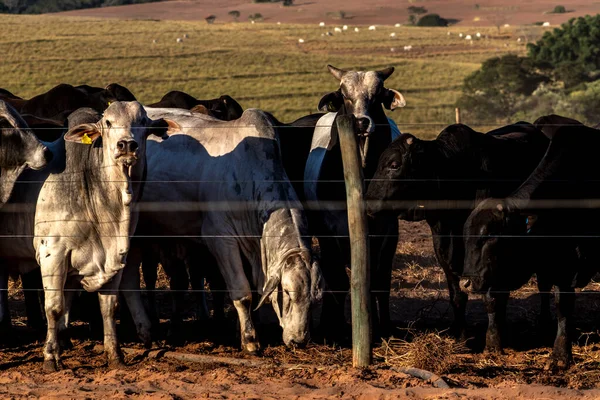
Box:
[243,342,261,355]
[42,360,58,373]
[544,357,570,371]
[108,358,126,369]
[484,336,503,354]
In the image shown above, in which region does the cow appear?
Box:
[147,91,243,121]
[0,100,53,335]
[31,102,165,371]
[0,83,136,123]
[462,118,600,369]
[274,65,406,340]
[365,122,549,348]
[118,107,323,353]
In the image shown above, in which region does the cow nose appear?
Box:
[356,117,370,133]
[117,140,138,154]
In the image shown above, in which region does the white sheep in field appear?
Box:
[476,32,481,38]
[368,25,376,31]
[465,35,472,40]
[543,22,550,27]
[176,38,183,43]
[459,33,463,38]
[390,32,396,38]
[404,45,412,51]
[183,34,189,39]
[325,31,333,36]
[298,38,305,43]
[354,27,360,32]
[334,27,342,33]
[395,23,401,27]
[343,25,348,30]
[319,22,325,27]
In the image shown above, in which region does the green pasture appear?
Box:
[0,15,544,138]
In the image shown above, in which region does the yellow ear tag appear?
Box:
[81,133,93,145]
[107,101,112,106]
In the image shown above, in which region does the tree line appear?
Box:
[0,0,162,14]
[458,15,600,125]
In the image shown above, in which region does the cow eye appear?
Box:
[105,120,112,128]
[389,161,399,170]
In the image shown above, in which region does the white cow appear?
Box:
[124,108,323,353]
[33,102,165,371]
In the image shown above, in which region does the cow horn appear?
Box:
[377,67,395,81]
[0,100,29,130]
[255,276,280,310]
[327,65,347,81]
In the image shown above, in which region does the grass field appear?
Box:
[0,14,550,138]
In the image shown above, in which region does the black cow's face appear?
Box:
[463,199,528,293]
[365,133,435,218]
[0,101,51,171]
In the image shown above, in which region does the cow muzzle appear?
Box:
[29,145,53,170]
[116,139,139,166]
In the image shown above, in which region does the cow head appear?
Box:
[319,65,406,178]
[462,198,529,293]
[256,209,323,347]
[366,133,435,219]
[319,65,406,134]
[64,101,166,170]
[0,100,52,172]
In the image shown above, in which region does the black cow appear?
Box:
[0,83,136,123]
[147,91,243,121]
[463,117,600,369]
[365,123,549,348]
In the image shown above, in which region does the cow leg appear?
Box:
[120,254,152,348]
[57,279,77,351]
[98,289,124,368]
[40,255,67,372]
[537,275,553,335]
[163,257,188,344]
[21,269,45,332]
[0,267,10,336]
[547,286,574,370]
[186,253,210,322]
[431,228,467,340]
[207,240,258,353]
[483,290,508,353]
[318,237,350,344]
[141,249,160,330]
[369,215,398,340]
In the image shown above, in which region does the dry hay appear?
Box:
[262,344,351,366]
[376,331,468,375]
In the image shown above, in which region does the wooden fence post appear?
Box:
[336,114,371,367]
[455,107,461,124]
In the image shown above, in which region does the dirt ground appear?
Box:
[56,0,600,28]
[3,221,600,398]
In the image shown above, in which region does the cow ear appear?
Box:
[402,133,416,146]
[383,89,406,110]
[255,276,280,310]
[190,104,210,115]
[64,123,101,144]
[318,91,343,112]
[147,118,180,138]
[493,202,507,219]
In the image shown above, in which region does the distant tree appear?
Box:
[457,55,549,121]
[408,14,416,25]
[552,5,566,13]
[416,14,448,27]
[283,0,293,5]
[1,0,30,13]
[248,13,263,22]
[407,6,427,14]
[205,15,216,24]
[528,15,600,87]
[228,10,240,21]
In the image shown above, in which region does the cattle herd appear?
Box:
[0,65,595,373]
